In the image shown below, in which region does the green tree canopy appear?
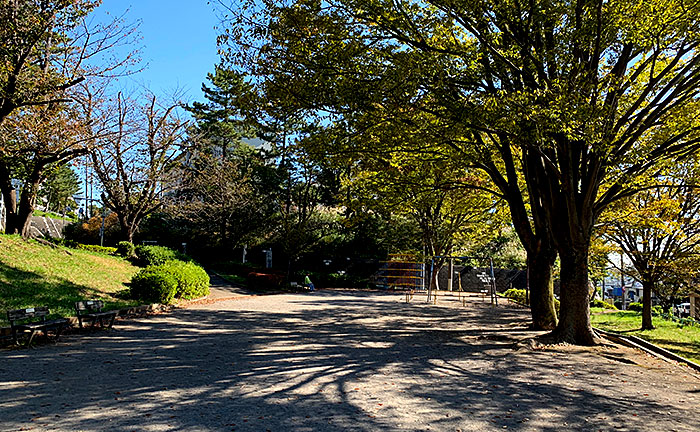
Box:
[218,0,700,344]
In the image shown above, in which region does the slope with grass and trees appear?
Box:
[0,234,140,326]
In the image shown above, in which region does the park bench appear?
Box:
[75,300,117,329]
[7,307,69,346]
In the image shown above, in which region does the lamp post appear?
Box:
[99,209,108,247]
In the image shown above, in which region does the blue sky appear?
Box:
[94,0,221,103]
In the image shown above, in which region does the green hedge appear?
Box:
[158,260,210,299]
[293,270,367,289]
[129,260,210,303]
[76,243,117,255]
[591,299,617,310]
[627,302,643,312]
[504,288,528,304]
[130,269,178,304]
[116,241,135,258]
[134,245,189,267]
[503,288,560,314]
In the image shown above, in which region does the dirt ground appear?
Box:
[1,290,699,431]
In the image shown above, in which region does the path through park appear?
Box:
[2,288,699,431]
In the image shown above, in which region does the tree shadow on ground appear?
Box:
[0,291,697,431]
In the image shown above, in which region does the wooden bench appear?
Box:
[7,307,69,346]
[75,300,117,329]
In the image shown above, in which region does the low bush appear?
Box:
[134,245,189,267]
[503,288,528,305]
[591,299,617,310]
[652,305,664,316]
[627,302,643,312]
[116,241,135,258]
[158,260,210,299]
[130,269,177,304]
[504,288,560,315]
[76,243,117,255]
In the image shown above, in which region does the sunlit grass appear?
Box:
[0,234,140,325]
[591,308,700,364]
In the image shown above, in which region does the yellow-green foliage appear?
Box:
[591,299,617,310]
[504,288,560,314]
[158,260,210,300]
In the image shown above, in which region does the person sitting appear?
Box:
[304,274,315,292]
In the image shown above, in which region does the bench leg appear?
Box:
[54,324,65,342]
[77,316,84,329]
[26,330,38,347]
[107,314,116,329]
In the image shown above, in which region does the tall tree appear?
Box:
[0,99,91,235]
[602,162,700,329]
[39,162,80,213]
[171,145,277,250]
[91,91,187,242]
[347,154,505,289]
[219,0,700,344]
[0,0,138,235]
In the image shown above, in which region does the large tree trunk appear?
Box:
[430,261,441,291]
[641,279,655,330]
[0,161,19,234]
[528,247,558,330]
[554,248,596,345]
[15,175,41,238]
[118,213,135,243]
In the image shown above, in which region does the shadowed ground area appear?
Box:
[1,290,699,431]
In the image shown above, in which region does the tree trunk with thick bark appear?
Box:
[528,248,558,330]
[641,279,655,330]
[119,213,135,243]
[15,175,41,238]
[0,161,19,234]
[554,249,596,345]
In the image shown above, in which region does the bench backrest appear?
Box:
[75,300,104,313]
[7,307,50,324]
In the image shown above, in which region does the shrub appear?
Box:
[627,302,643,312]
[134,245,188,267]
[76,243,117,255]
[652,305,663,316]
[591,299,617,310]
[503,288,528,305]
[504,288,560,315]
[116,241,135,258]
[158,260,210,300]
[130,269,177,304]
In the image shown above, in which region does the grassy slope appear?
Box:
[591,308,700,364]
[0,235,139,325]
